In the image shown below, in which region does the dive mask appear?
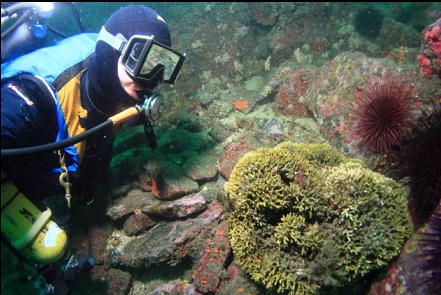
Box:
[97,26,186,85]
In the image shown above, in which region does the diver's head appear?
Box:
[88,5,185,116]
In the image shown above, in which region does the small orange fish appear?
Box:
[234,99,249,110]
[151,178,161,197]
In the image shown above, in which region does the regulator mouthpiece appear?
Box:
[140,92,163,123]
[136,92,163,150]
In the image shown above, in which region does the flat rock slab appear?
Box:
[192,221,231,294]
[147,281,201,295]
[143,192,207,220]
[116,203,223,269]
[183,149,220,182]
[107,189,156,221]
[108,190,208,225]
[123,212,157,237]
[141,156,200,200]
[155,175,199,200]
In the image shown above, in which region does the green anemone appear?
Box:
[226,142,412,295]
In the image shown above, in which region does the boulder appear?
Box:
[123,212,157,236]
[302,51,427,154]
[153,175,199,200]
[144,193,207,220]
[88,266,132,295]
[116,203,223,269]
[218,263,261,295]
[106,190,156,221]
[192,221,231,294]
[218,138,256,180]
[147,281,201,295]
[183,148,220,182]
[88,221,114,264]
[274,68,315,117]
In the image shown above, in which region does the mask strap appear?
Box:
[96,26,127,53]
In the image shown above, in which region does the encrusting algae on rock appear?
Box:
[225,142,412,295]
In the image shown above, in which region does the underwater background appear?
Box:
[1,2,441,295]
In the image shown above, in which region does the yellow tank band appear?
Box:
[2,179,68,263]
[12,208,52,249]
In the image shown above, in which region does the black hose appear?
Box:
[45,3,84,40]
[1,120,113,158]
[57,2,85,33]
[1,9,31,40]
[69,3,85,33]
[47,23,68,38]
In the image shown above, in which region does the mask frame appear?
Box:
[96,26,186,85]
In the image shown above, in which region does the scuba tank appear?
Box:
[1,180,68,263]
[1,2,85,63]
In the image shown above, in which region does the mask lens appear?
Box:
[125,41,145,72]
[141,43,181,81]
[131,42,144,60]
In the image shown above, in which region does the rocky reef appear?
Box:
[2,3,441,295]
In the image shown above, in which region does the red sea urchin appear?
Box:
[353,77,417,154]
[396,106,441,224]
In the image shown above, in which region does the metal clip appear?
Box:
[59,171,72,209]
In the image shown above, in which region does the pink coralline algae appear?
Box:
[275,69,314,117]
[416,54,433,76]
[192,222,231,294]
[369,262,407,295]
[417,18,441,77]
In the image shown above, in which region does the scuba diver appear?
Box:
[1,3,185,294]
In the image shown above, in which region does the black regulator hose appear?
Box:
[47,24,68,38]
[45,3,85,38]
[68,2,85,33]
[1,9,31,40]
[1,107,141,158]
[1,120,112,158]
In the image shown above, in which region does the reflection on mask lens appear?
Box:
[130,43,144,60]
[141,44,180,80]
[126,42,145,72]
